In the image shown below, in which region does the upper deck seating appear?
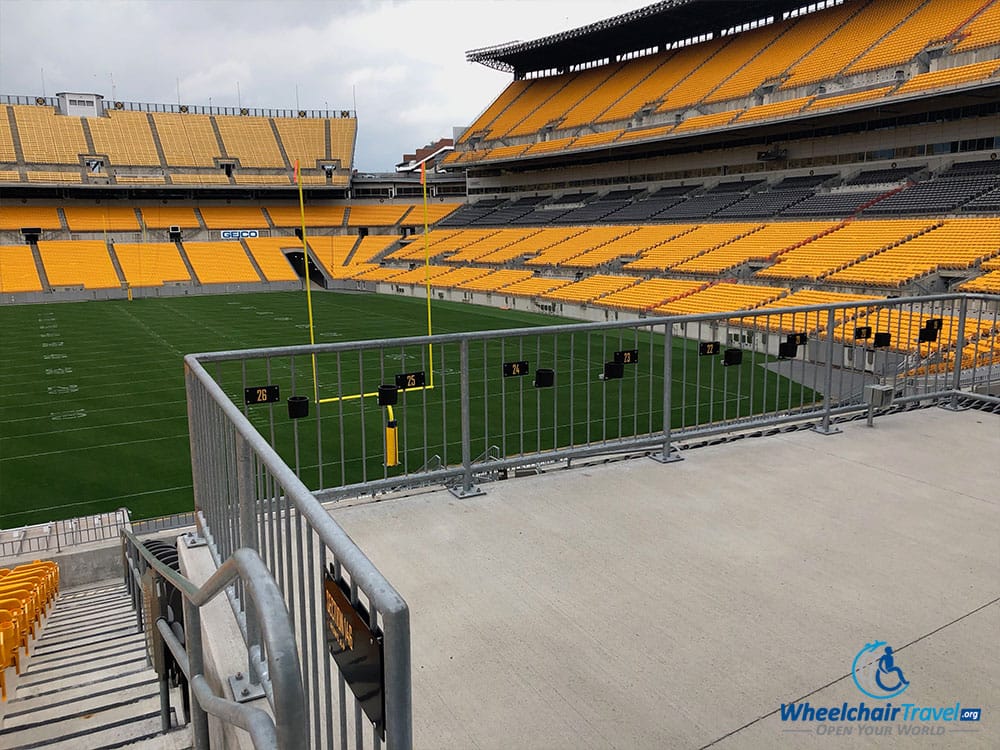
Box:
[12,106,87,164]
[845,0,986,76]
[214,116,284,168]
[88,111,160,166]
[952,0,1000,51]
[151,113,220,167]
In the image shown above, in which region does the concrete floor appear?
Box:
[330,406,999,750]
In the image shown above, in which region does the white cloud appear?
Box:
[0,0,653,170]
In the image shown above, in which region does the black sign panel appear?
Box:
[787,332,808,346]
[854,326,873,340]
[778,342,798,359]
[244,385,279,405]
[502,360,529,378]
[918,327,938,343]
[723,348,743,367]
[603,361,625,380]
[873,332,892,348]
[395,370,426,389]
[699,341,721,356]
[614,349,639,365]
[324,569,385,736]
[924,317,944,332]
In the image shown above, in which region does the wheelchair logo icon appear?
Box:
[852,641,910,700]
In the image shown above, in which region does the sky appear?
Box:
[0,0,653,171]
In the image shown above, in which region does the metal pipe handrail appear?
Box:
[122,529,307,750]
[189,292,997,363]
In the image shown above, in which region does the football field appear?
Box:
[0,291,812,527]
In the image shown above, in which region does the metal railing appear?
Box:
[0,94,355,119]
[1,510,131,559]
[185,357,412,750]
[187,293,999,498]
[122,529,306,749]
[183,292,998,748]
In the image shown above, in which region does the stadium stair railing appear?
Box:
[121,529,307,749]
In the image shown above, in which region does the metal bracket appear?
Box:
[182,532,207,548]
[228,671,265,703]
[447,484,486,499]
[811,423,842,436]
[649,446,683,464]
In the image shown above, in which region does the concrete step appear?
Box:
[118,726,193,749]
[32,619,140,651]
[3,680,159,728]
[29,631,146,664]
[0,580,184,749]
[3,668,157,713]
[0,694,162,748]
[15,648,150,692]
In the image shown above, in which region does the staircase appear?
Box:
[0,582,191,749]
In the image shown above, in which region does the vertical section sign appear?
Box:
[324,567,385,736]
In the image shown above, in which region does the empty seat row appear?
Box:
[1,560,60,701]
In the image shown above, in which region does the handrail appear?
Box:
[122,528,307,750]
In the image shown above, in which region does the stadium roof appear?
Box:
[466,0,849,76]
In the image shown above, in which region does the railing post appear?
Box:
[813,307,842,436]
[382,608,413,750]
[235,433,262,683]
[946,295,969,410]
[653,322,682,463]
[450,338,483,497]
[183,604,211,750]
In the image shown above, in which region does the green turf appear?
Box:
[0,291,815,527]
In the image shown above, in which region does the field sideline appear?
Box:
[0,291,811,527]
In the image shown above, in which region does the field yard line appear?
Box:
[116,304,183,357]
[0,398,189,425]
[0,414,188,440]
[2,432,190,461]
[159,301,258,347]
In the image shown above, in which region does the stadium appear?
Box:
[0,0,998,747]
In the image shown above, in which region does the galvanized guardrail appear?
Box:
[185,355,413,750]
[0,510,131,559]
[184,291,998,749]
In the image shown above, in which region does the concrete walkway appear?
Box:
[331,406,999,749]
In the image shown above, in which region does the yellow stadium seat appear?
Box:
[88,110,161,166]
[37,240,121,288]
[214,116,284,168]
[62,206,140,231]
[151,113,221,167]
[182,242,262,284]
[114,243,191,287]
[0,246,43,292]
[243,237,301,282]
